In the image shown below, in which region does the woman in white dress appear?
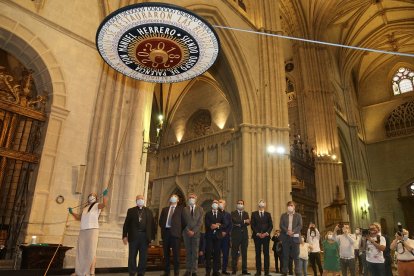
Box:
[69,189,108,275]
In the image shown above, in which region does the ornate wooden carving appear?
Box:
[0,65,47,259]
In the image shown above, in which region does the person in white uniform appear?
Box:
[69,189,108,276]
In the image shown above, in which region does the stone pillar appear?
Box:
[347,180,370,228]
[64,65,154,267]
[296,45,348,229]
[241,0,291,219]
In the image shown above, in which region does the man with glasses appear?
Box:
[364,223,386,276]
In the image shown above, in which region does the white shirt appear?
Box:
[288,213,293,231]
[366,236,386,263]
[80,203,101,230]
[307,229,321,252]
[395,238,414,261]
[299,243,311,260]
[335,234,356,259]
[352,234,361,250]
[165,205,176,228]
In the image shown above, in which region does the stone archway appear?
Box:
[0,16,68,256]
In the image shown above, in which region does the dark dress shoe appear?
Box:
[161,273,170,276]
[192,273,197,276]
[241,272,250,275]
[222,272,230,275]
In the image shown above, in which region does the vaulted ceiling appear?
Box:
[280,0,414,84]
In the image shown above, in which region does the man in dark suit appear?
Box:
[251,200,273,276]
[279,201,303,276]
[182,193,204,276]
[218,199,232,275]
[122,195,156,276]
[205,199,226,276]
[159,194,184,276]
[230,199,251,275]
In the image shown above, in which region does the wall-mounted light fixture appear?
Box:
[267,145,288,156]
[361,202,369,219]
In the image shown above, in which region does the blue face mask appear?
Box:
[212,203,218,210]
[136,199,145,207]
[170,196,178,203]
[188,198,196,205]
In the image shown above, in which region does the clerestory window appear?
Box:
[392,67,414,95]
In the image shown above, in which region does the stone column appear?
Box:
[296,45,348,229]
[240,0,291,219]
[64,65,154,267]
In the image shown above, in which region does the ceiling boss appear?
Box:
[96,2,220,83]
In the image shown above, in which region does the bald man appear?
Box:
[123,195,155,276]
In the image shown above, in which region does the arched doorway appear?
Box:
[0,49,49,259]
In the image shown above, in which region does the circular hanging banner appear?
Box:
[96,2,220,83]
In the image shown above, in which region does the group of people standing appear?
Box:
[294,222,414,276]
[69,190,413,276]
[122,195,303,276]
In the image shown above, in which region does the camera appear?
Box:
[336,223,344,235]
[361,228,369,236]
[397,222,403,237]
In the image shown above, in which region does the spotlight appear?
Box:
[267,145,277,154]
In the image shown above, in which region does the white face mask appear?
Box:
[403,235,409,241]
[188,198,196,206]
[136,199,145,207]
[355,229,360,235]
[212,203,218,210]
[311,233,316,237]
[327,234,333,240]
[88,196,96,204]
[258,202,265,208]
[237,204,244,210]
[170,196,178,204]
[218,203,224,210]
[287,206,294,213]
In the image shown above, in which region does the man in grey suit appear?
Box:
[182,193,204,276]
[279,201,303,276]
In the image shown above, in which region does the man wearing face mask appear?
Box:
[230,200,250,275]
[333,224,356,276]
[352,228,363,275]
[279,201,303,276]
[159,194,184,276]
[251,199,273,276]
[69,188,108,276]
[182,193,204,276]
[390,228,414,276]
[218,199,232,275]
[122,195,155,276]
[205,199,226,276]
[307,223,323,276]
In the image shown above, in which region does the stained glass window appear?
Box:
[392,67,414,95]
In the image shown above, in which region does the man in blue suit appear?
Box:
[279,201,303,276]
[219,199,232,275]
[205,199,227,276]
